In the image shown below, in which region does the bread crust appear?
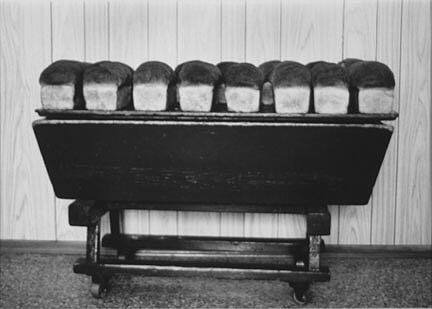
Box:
[258,60,281,81]
[39,59,90,85]
[176,60,221,85]
[347,61,395,88]
[83,61,133,87]
[310,62,348,87]
[133,61,174,85]
[83,61,133,110]
[305,61,326,71]
[39,60,90,109]
[216,61,237,77]
[269,61,311,87]
[224,63,263,89]
[338,58,362,69]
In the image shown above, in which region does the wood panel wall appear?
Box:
[0,0,430,245]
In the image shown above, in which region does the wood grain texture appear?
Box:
[244,213,278,238]
[177,0,221,236]
[395,0,431,245]
[371,0,402,245]
[109,0,149,234]
[147,0,178,236]
[109,0,148,69]
[339,0,377,245]
[84,0,109,62]
[148,0,177,68]
[220,0,246,237]
[244,0,280,237]
[281,0,344,63]
[221,0,246,62]
[51,0,86,241]
[0,0,55,240]
[178,211,220,236]
[280,0,344,241]
[84,0,111,238]
[245,0,280,65]
[177,0,221,64]
[220,212,243,237]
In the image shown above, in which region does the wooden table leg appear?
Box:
[86,221,100,264]
[308,235,321,272]
[109,210,120,235]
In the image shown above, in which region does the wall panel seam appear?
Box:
[392,0,404,245]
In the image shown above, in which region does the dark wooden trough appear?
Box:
[33,109,396,303]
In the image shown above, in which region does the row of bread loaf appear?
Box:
[39,59,395,113]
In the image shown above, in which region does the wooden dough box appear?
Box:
[33,108,397,303]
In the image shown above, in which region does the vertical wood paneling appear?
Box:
[84,0,109,62]
[280,0,344,241]
[52,0,86,241]
[109,0,149,234]
[109,0,147,69]
[148,0,177,68]
[395,0,431,245]
[245,0,280,66]
[244,0,280,238]
[339,0,378,245]
[221,0,245,62]
[220,0,246,237]
[177,0,221,236]
[371,0,402,245]
[178,0,221,64]
[281,0,344,64]
[0,0,55,240]
[0,0,431,245]
[148,0,178,235]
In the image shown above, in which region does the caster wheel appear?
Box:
[289,283,309,305]
[90,282,107,298]
[293,290,307,305]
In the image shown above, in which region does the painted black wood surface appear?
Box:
[36,108,398,124]
[33,120,392,206]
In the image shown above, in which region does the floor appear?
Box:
[0,253,431,308]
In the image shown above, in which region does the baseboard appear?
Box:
[0,240,85,255]
[1,240,431,259]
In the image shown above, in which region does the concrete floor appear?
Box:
[0,253,431,308]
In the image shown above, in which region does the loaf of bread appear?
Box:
[346,61,395,113]
[258,60,281,108]
[39,60,90,109]
[133,61,174,111]
[176,61,221,112]
[310,62,349,114]
[83,61,133,110]
[269,61,311,113]
[224,63,263,113]
[215,61,237,107]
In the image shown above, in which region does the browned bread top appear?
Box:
[338,58,362,69]
[305,61,327,71]
[346,61,395,88]
[83,61,133,87]
[39,60,90,85]
[216,61,237,77]
[258,60,281,81]
[269,61,311,87]
[176,60,222,85]
[133,61,174,85]
[310,61,348,87]
[224,63,263,89]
